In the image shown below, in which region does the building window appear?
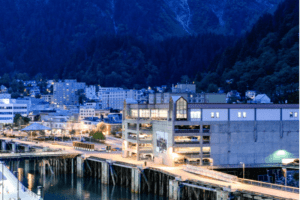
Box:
[216,112,219,118]
[295,112,298,117]
[243,112,246,118]
[151,109,158,118]
[238,112,242,118]
[176,98,187,120]
[191,109,201,121]
[131,109,138,118]
[290,112,293,118]
[211,112,214,118]
[139,109,150,118]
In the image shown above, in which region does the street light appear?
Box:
[240,162,245,179]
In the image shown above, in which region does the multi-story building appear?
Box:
[53,80,85,105]
[0,93,11,99]
[79,106,95,120]
[122,96,299,166]
[97,86,123,101]
[102,89,143,110]
[149,93,226,104]
[0,99,28,124]
[172,83,196,93]
[41,95,53,104]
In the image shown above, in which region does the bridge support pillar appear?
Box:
[169,178,180,200]
[131,167,141,193]
[24,145,30,152]
[1,141,6,151]
[71,158,74,174]
[77,156,84,177]
[101,161,109,184]
[216,189,229,200]
[12,143,17,153]
[64,159,67,172]
[42,160,46,175]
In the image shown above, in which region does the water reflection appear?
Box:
[8,160,166,200]
[27,173,34,191]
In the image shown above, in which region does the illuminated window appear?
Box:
[139,109,150,118]
[131,109,138,118]
[151,109,158,118]
[243,112,246,118]
[290,112,293,118]
[216,112,219,118]
[238,112,242,118]
[191,109,201,121]
[295,112,298,117]
[211,112,214,118]
[176,98,187,120]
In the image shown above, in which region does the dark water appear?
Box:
[7,160,166,200]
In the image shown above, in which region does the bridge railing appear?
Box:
[0,151,71,158]
[183,165,238,183]
[238,178,299,194]
[1,163,40,199]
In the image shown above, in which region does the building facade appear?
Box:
[79,106,96,120]
[102,89,142,110]
[122,96,299,166]
[41,95,53,104]
[0,99,28,124]
[53,80,86,105]
[149,93,226,104]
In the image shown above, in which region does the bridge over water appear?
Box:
[0,138,298,200]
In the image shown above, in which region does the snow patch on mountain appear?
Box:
[164,0,191,34]
[110,0,118,34]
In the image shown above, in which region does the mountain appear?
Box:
[0,0,281,40]
[195,0,299,103]
[0,0,297,104]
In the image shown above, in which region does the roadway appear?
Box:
[0,137,299,200]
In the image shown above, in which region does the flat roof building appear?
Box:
[53,79,85,105]
[0,99,28,124]
[122,97,299,167]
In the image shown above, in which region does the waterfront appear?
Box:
[5,160,166,200]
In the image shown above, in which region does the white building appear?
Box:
[0,99,28,124]
[97,86,123,100]
[102,89,142,110]
[0,93,11,99]
[79,106,96,120]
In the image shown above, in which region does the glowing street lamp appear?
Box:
[240,162,245,179]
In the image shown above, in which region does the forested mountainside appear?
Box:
[195,0,299,103]
[0,0,281,77]
[0,0,297,103]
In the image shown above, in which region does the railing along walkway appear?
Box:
[183,165,238,183]
[0,151,76,159]
[238,178,299,194]
[184,165,299,194]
